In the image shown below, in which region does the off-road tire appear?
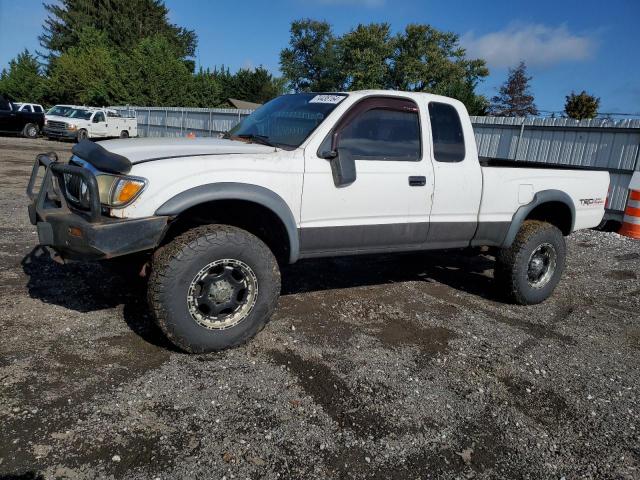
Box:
[148,224,281,353]
[119,130,129,139]
[76,129,88,142]
[495,220,566,305]
[22,123,38,139]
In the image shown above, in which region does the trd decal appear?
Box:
[579,198,605,206]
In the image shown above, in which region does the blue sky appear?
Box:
[1,0,639,115]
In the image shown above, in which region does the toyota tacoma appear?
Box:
[27,91,610,352]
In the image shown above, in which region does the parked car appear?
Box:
[0,95,44,138]
[13,102,45,114]
[27,90,610,353]
[43,107,137,141]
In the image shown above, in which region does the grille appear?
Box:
[64,173,83,203]
[48,120,67,129]
[61,163,91,210]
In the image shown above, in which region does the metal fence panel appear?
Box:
[111,106,253,138]
[113,107,639,215]
[471,116,640,214]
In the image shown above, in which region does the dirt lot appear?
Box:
[1,137,639,480]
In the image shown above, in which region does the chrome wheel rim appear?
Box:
[28,126,37,137]
[187,259,258,330]
[527,243,557,289]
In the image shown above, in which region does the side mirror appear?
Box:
[327,148,356,187]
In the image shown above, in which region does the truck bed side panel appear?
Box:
[476,166,609,245]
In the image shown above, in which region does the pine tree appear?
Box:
[0,50,46,103]
[39,0,196,62]
[564,90,599,120]
[45,28,125,105]
[490,62,538,117]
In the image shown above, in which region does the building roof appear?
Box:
[228,98,262,110]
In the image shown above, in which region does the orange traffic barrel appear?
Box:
[186,131,196,139]
[619,172,640,239]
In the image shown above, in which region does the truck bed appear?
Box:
[478,162,610,234]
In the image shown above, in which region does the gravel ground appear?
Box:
[1,137,639,480]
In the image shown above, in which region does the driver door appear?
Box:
[300,96,433,256]
[91,111,107,137]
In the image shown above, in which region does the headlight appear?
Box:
[96,175,147,207]
[44,120,49,126]
[67,123,77,131]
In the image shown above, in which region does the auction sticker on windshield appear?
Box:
[309,95,345,104]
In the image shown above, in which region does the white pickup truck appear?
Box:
[27,90,609,352]
[43,107,137,141]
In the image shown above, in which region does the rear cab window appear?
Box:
[428,102,465,163]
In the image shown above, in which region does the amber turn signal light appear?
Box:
[112,179,145,206]
[68,226,83,238]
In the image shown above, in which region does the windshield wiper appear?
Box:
[235,134,276,147]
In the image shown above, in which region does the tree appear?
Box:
[231,67,287,104]
[389,24,488,114]
[490,62,538,117]
[339,23,393,90]
[192,68,225,108]
[0,50,46,103]
[564,90,599,120]
[279,19,343,92]
[40,0,196,63]
[45,28,124,105]
[280,19,489,114]
[119,35,195,106]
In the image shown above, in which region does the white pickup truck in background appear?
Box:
[43,106,137,141]
[28,90,609,353]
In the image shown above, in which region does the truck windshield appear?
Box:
[66,109,94,120]
[48,106,73,116]
[226,93,347,149]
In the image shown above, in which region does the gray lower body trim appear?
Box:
[299,222,429,254]
[426,221,478,249]
[298,220,511,258]
[471,221,511,247]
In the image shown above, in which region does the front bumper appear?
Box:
[27,152,169,261]
[43,127,78,139]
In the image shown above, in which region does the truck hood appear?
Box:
[97,137,276,164]
[46,115,73,122]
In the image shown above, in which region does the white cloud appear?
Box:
[462,24,595,69]
[311,0,385,6]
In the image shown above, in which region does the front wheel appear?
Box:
[148,225,281,353]
[76,129,88,142]
[495,220,566,305]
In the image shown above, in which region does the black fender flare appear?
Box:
[155,183,300,263]
[503,189,576,247]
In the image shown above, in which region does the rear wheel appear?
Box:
[119,130,129,139]
[148,224,281,353]
[22,123,38,139]
[495,220,566,305]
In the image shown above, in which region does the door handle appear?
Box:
[408,176,426,186]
